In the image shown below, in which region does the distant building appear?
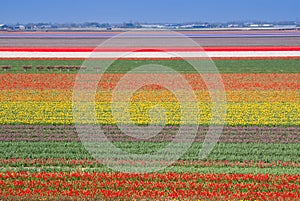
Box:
[0,24,9,30]
[14,25,26,30]
[141,24,165,29]
[249,24,260,27]
[228,24,240,28]
[262,24,274,27]
[248,24,274,29]
[192,24,210,28]
[274,25,297,30]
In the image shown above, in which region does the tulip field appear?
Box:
[0,40,299,200]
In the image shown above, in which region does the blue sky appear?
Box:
[1,0,299,23]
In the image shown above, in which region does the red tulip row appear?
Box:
[0,74,299,90]
[0,172,299,200]
[1,46,300,52]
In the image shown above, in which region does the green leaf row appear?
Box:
[1,141,299,162]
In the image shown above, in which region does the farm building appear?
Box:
[0,24,9,30]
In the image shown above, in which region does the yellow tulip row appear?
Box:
[0,90,299,102]
[0,101,298,125]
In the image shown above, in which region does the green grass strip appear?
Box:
[0,59,299,74]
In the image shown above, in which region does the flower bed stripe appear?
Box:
[0,90,299,102]
[0,172,298,200]
[0,125,299,143]
[2,46,300,52]
[0,101,299,125]
[1,51,300,59]
[0,74,299,90]
[1,141,299,164]
[1,46,300,60]
[2,56,300,60]
[1,158,299,168]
